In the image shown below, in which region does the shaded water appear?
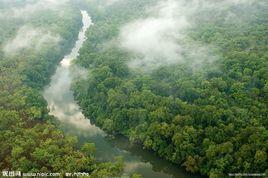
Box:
[43,10,202,178]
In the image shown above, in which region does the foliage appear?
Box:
[73,0,268,177]
[0,1,123,176]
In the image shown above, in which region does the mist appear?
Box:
[119,0,187,69]
[0,0,68,19]
[118,0,259,70]
[0,0,70,55]
[3,26,60,55]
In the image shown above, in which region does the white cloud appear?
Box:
[0,0,68,19]
[119,0,190,69]
[118,0,259,70]
[4,26,60,55]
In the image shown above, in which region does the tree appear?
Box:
[82,143,96,157]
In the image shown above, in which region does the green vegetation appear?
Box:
[73,0,268,177]
[1,0,267,177]
[0,1,123,176]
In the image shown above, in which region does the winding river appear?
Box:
[43,10,202,178]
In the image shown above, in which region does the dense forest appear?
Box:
[0,0,124,177]
[72,0,268,177]
[0,0,267,177]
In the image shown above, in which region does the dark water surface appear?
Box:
[43,10,203,178]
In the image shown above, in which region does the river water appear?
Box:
[43,10,202,178]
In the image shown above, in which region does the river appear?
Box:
[43,10,202,178]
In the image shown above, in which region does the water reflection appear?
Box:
[109,136,204,178]
[43,10,103,135]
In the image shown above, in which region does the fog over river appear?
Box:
[43,10,202,178]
